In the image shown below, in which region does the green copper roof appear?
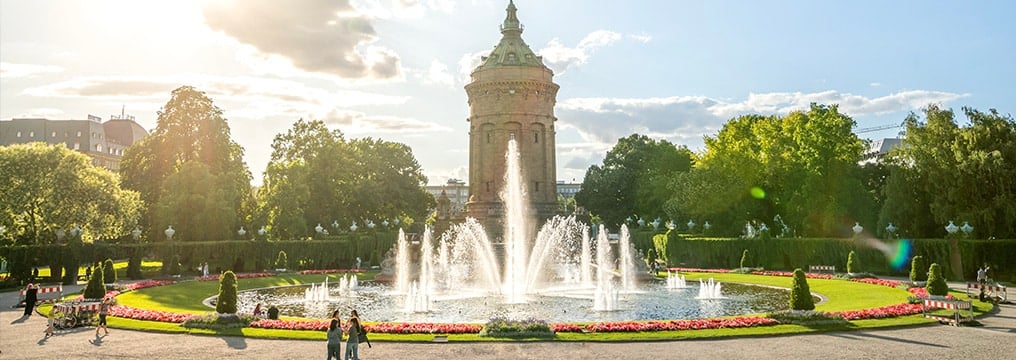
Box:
[474,1,549,71]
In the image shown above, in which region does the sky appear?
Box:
[2,0,1013,186]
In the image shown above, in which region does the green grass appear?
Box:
[93,271,998,342]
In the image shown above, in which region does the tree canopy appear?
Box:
[120,86,252,241]
[0,142,140,244]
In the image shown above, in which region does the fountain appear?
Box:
[666,272,690,289]
[303,274,360,303]
[696,278,725,299]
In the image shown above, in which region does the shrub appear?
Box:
[925,263,949,296]
[789,268,815,310]
[767,310,846,325]
[181,313,257,329]
[102,258,116,284]
[166,255,182,276]
[846,251,858,274]
[83,266,106,300]
[740,249,749,269]
[275,251,288,270]
[479,317,554,338]
[216,271,238,314]
[909,255,926,282]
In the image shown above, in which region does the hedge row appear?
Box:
[628,231,1016,282]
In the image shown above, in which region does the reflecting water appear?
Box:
[236,281,791,323]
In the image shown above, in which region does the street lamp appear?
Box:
[164,225,175,241]
[945,221,959,236]
[131,227,142,241]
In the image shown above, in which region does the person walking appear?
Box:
[344,316,361,360]
[326,319,342,360]
[23,283,38,316]
[96,297,111,336]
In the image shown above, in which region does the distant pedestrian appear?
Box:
[267,304,279,320]
[96,297,111,336]
[202,262,209,277]
[23,283,38,316]
[326,319,342,360]
[355,257,361,270]
[253,303,263,318]
[44,315,56,337]
[345,316,361,360]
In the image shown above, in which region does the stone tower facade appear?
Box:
[465,1,559,238]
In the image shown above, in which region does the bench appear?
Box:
[966,282,1007,302]
[15,285,63,308]
[921,298,973,326]
[809,265,836,274]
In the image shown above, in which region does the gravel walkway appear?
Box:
[2,282,1013,359]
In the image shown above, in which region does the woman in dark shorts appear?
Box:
[96,297,111,336]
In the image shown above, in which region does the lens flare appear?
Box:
[858,236,913,271]
[750,187,766,199]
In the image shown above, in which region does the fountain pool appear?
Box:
[237,280,790,323]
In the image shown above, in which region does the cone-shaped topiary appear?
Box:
[83,266,106,300]
[216,270,238,314]
[169,255,182,276]
[102,258,116,284]
[926,263,949,296]
[275,251,288,269]
[740,249,749,269]
[910,255,927,282]
[789,268,815,310]
[846,251,858,274]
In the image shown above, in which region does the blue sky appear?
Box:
[2,0,1013,185]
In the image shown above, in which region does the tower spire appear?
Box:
[501,0,521,35]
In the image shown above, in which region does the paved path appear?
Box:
[2,282,1013,359]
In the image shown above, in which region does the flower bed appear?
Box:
[196,272,275,282]
[109,305,198,323]
[297,269,364,275]
[249,318,329,331]
[850,278,901,288]
[829,303,923,320]
[121,280,176,291]
[666,267,733,274]
[556,317,779,333]
[751,270,835,279]
[368,322,483,334]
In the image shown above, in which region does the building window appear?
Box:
[29,131,35,137]
[486,132,491,144]
[96,144,102,152]
[534,181,540,192]
[74,142,80,150]
[534,132,539,143]
[486,182,491,192]
[76,131,82,137]
[16,131,21,138]
[51,131,57,137]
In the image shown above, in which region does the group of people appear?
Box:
[327,309,368,360]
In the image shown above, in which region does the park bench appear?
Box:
[808,265,836,274]
[921,298,973,326]
[15,284,63,308]
[966,282,1007,303]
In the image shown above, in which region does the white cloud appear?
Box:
[201,0,401,80]
[423,60,455,86]
[0,62,63,78]
[425,165,469,186]
[557,89,968,159]
[869,82,882,87]
[457,50,488,83]
[628,33,653,43]
[320,109,453,135]
[539,30,622,75]
[15,108,65,118]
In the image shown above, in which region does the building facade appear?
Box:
[464,1,560,237]
[0,114,148,171]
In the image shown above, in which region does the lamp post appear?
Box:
[164,225,175,241]
[131,227,142,242]
[944,220,963,280]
